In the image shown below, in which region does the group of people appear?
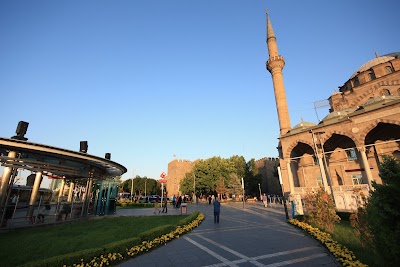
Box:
[152,192,221,224]
[171,194,187,208]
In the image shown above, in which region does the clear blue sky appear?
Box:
[1,0,399,185]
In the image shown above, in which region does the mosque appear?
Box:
[266,12,400,211]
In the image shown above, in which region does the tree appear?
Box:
[303,187,340,232]
[226,173,243,198]
[215,176,226,198]
[244,159,262,196]
[120,176,161,196]
[179,156,239,197]
[364,156,400,265]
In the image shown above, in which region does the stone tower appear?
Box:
[265,10,291,136]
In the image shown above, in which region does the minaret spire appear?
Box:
[266,11,291,136]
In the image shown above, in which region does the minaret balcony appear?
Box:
[266,55,285,72]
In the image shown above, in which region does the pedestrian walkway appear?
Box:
[117,202,339,267]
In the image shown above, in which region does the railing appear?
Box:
[292,184,369,194]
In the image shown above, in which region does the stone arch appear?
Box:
[285,139,314,159]
[359,119,400,142]
[324,130,360,149]
[285,140,316,188]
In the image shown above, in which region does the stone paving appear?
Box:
[116,202,340,267]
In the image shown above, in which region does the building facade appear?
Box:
[166,159,196,197]
[266,12,400,211]
[255,157,281,195]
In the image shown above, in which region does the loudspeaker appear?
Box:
[105,153,111,160]
[16,121,29,136]
[80,141,88,153]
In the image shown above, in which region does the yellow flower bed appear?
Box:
[67,213,205,267]
[288,219,367,267]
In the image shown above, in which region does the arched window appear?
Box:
[397,88,400,96]
[385,66,393,74]
[353,77,360,87]
[368,70,376,81]
[382,89,391,96]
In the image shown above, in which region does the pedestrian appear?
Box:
[176,195,182,208]
[208,195,212,205]
[172,194,176,207]
[37,202,51,223]
[11,194,17,204]
[262,193,268,208]
[213,196,221,224]
[162,194,168,213]
[154,195,160,214]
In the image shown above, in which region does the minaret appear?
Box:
[265,10,291,136]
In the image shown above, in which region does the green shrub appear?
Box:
[138,225,176,242]
[365,156,400,265]
[20,247,104,267]
[302,188,340,233]
[177,211,199,227]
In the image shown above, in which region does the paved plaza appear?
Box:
[117,202,339,267]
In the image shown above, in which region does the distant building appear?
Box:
[166,159,196,197]
[255,157,281,195]
[266,11,400,211]
[167,157,281,197]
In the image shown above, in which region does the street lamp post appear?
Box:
[193,173,196,194]
[310,129,329,192]
[241,177,245,210]
[144,178,147,198]
[277,166,290,220]
[130,170,136,202]
[258,183,262,201]
[315,132,336,204]
[131,178,134,202]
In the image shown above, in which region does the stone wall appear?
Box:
[255,157,281,195]
[166,159,195,197]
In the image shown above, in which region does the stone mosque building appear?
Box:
[266,12,400,211]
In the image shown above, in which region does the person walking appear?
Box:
[37,202,51,223]
[161,194,168,213]
[176,195,182,208]
[262,193,268,208]
[154,195,160,214]
[172,194,176,207]
[213,197,221,224]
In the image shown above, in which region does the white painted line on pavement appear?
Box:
[196,234,265,267]
[184,236,240,267]
[263,253,328,267]
[192,221,303,237]
[192,234,323,267]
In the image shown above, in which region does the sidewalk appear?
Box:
[116,204,191,217]
[117,202,340,267]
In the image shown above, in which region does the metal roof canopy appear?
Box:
[0,137,127,180]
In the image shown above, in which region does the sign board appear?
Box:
[160,172,166,178]
[159,179,167,183]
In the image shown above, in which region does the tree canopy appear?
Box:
[120,176,161,196]
[179,155,260,198]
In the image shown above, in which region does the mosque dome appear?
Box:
[319,108,356,124]
[289,121,317,134]
[292,121,316,129]
[350,52,400,79]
